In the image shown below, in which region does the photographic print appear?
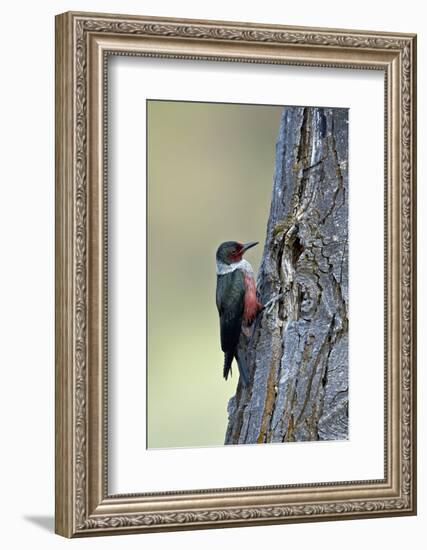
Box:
[56,13,416,536]
[147,100,348,448]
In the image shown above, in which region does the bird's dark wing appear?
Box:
[216,270,245,354]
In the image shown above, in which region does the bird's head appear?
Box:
[216,241,258,265]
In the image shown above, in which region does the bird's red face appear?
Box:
[225,241,259,263]
[216,241,259,266]
[228,243,244,263]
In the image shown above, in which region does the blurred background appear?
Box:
[147,100,283,448]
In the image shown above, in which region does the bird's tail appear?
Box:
[235,351,249,387]
[223,350,249,387]
[223,351,234,381]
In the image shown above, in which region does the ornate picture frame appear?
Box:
[55,11,417,537]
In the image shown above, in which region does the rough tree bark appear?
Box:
[225,106,349,444]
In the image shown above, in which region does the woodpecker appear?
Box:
[215,241,263,386]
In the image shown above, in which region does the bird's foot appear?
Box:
[262,292,285,315]
[246,293,285,353]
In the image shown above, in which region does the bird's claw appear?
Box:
[262,292,285,315]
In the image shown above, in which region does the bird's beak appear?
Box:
[241,241,259,253]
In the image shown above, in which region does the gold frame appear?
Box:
[55,11,417,537]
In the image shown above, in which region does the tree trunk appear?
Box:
[225,106,349,444]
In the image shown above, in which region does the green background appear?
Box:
[147,100,283,448]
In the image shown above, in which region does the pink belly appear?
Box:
[243,274,260,325]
